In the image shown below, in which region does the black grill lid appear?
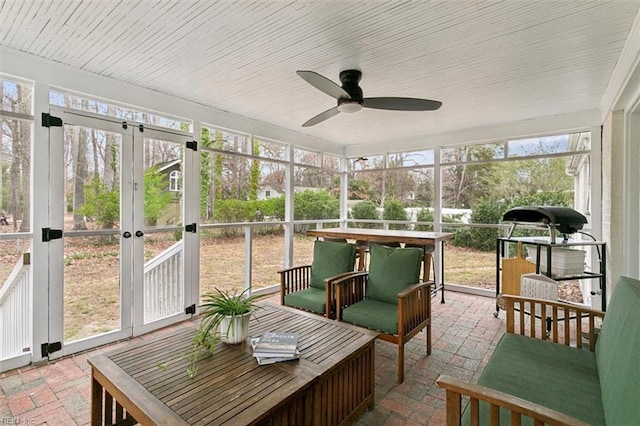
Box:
[502,206,587,234]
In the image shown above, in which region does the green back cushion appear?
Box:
[595,276,640,424]
[310,240,356,289]
[366,244,423,304]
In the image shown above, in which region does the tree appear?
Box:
[491,157,573,203]
[249,141,260,200]
[71,101,90,230]
[143,167,174,226]
[441,145,497,208]
[78,178,119,229]
[212,131,224,202]
[1,79,32,232]
[385,156,420,205]
[200,127,214,220]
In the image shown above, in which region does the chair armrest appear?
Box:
[334,272,369,321]
[278,265,312,304]
[397,281,431,299]
[324,271,356,285]
[501,294,605,350]
[397,282,431,337]
[277,264,313,275]
[323,271,357,319]
[436,375,589,426]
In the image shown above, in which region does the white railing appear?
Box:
[143,240,183,323]
[0,253,32,361]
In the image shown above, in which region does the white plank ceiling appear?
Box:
[1,0,639,150]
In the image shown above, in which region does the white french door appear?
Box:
[44,109,196,359]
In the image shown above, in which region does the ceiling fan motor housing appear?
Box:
[339,70,364,102]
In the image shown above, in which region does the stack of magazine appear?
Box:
[251,332,300,365]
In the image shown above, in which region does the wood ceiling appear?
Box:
[1,1,639,152]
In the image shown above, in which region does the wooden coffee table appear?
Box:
[88,303,377,425]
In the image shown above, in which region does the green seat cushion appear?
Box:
[310,240,356,290]
[284,287,326,315]
[465,333,604,425]
[342,299,398,334]
[366,244,423,304]
[595,276,640,425]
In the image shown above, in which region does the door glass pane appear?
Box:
[0,117,32,232]
[63,124,121,342]
[0,106,33,360]
[0,239,31,361]
[142,230,184,323]
[142,137,184,323]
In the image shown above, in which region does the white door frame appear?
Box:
[44,108,197,359]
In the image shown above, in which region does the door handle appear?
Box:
[135,230,144,237]
[123,231,132,239]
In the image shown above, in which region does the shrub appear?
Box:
[416,208,434,231]
[294,190,339,220]
[350,201,379,228]
[383,198,407,230]
[453,198,508,251]
[262,191,338,224]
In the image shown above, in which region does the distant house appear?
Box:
[257,184,282,200]
[152,159,181,225]
[402,191,416,202]
[155,160,182,193]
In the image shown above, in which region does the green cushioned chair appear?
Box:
[334,244,433,383]
[278,240,356,319]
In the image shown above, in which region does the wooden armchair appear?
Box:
[334,244,432,383]
[279,240,356,319]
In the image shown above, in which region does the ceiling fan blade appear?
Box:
[302,106,340,127]
[297,70,350,100]
[363,97,442,111]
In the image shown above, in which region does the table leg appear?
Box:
[440,240,446,303]
[91,372,104,426]
[423,252,432,283]
[357,245,367,271]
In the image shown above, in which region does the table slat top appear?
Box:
[307,227,455,244]
[88,303,377,425]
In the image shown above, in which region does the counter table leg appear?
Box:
[440,241,446,303]
[494,239,502,317]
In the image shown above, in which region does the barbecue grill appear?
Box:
[502,206,588,243]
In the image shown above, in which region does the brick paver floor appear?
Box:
[1,290,504,425]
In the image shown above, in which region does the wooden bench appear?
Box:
[437,276,640,425]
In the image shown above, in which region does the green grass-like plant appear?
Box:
[198,288,263,339]
[186,288,263,378]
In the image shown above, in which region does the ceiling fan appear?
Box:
[297,69,442,127]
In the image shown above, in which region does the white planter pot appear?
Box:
[218,312,251,344]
